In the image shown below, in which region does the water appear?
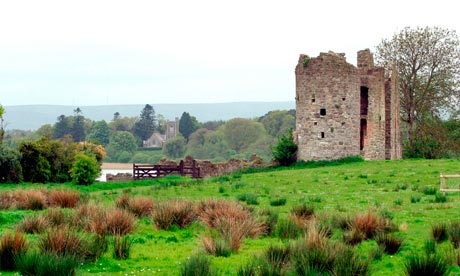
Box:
[97,169,132,182]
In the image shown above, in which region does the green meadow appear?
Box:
[1,158,460,275]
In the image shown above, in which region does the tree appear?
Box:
[0,147,22,183]
[71,153,100,185]
[133,104,156,144]
[105,131,137,162]
[221,118,266,153]
[71,108,86,142]
[53,115,70,139]
[271,129,297,166]
[113,112,121,121]
[259,110,295,137]
[87,121,110,146]
[163,136,186,158]
[179,112,200,141]
[376,26,460,153]
[0,103,5,144]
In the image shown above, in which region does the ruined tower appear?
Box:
[295,49,402,161]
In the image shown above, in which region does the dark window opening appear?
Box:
[320,108,326,116]
[312,98,316,103]
[314,122,318,126]
[321,132,325,138]
[342,97,346,101]
[341,122,345,126]
[360,86,369,116]
[360,119,367,150]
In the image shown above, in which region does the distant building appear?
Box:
[294,49,402,161]
[143,117,179,148]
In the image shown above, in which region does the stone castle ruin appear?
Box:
[295,49,402,161]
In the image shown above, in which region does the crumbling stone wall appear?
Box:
[295,49,402,161]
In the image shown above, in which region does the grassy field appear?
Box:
[1,159,460,275]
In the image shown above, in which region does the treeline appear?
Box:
[3,105,296,164]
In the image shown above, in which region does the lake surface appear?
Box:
[97,169,132,182]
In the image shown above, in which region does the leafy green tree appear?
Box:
[87,121,110,146]
[0,103,5,144]
[71,108,86,142]
[113,112,121,121]
[259,110,295,137]
[109,117,136,132]
[163,136,186,158]
[71,153,100,185]
[376,26,460,153]
[0,147,22,183]
[53,115,70,139]
[18,141,51,183]
[179,112,200,141]
[221,118,266,153]
[106,131,137,162]
[271,129,297,166]
[134,104,156,144]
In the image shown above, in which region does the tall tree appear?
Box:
[376,26,460,152]
[71,108,86,142]
[133,104,156,144]
[53,115,71,139]
[179,112,200,141]
[222,118,266,153]
[113,112,121,121]
[0,103,4,144]
[86,120,110,146]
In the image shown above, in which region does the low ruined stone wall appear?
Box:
[106,173,133,182]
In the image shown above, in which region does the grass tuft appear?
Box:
[152,199,196,230]
[404,252,449,276]
[180,254,214,276]
[0,231,28,271]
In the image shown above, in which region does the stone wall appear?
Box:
[295,49,402,161]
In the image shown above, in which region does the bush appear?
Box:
[73,203,107,235]
[0,147,22,183]
[113,235,132,260]
[448,221,460,249]
[15,251,79,276]
[404,252,449,276]
[48,190,80,208]
[38,227,87,259]
[152,199,196,230]
[431,223,448,243]
[271,129,297,166]
[127,196,155,217]
[333,245,370,276]
[70,153,100,185]
[201,235,232,257]
[275,219,302,240]
[236,193,259,205]
[351,210,385,240]
[434,193,447,203]
[269,198,287,206]
[0,231,28,271]
[423,186,437,195]
[375,233,404,255]
[105,208,135,236]
[180,254,213,276]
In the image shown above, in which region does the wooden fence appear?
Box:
[440,174,460,193]
[133,160,201,180]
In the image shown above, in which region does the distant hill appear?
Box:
[4,102,295,130]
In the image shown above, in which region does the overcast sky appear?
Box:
[1,0,459,106]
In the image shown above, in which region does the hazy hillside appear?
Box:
[4,102,295,130]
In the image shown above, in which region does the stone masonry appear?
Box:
[295,49,402,161]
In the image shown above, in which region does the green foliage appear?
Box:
[86,120,110,145]
[375,233,404,255]
[163,136,186,158]
[222,118,266,153]
[113,235,132,260]
[434,193,447,203]
[403,252,449,276]
[106,131,137,162]
[71,108,86,142]
[53,115,71,139]
[15,251,79,276]
[448,221,460,249]
[270,198,287,206]
[0,146,22,183]
[271,129,297,166]
[70,153,100,185]
[180,254,213,276]
[133,104,156,143]
[0,232,28,271]
[179,112,200,141]
[431,223,448,243]
[236,193,259,205]
[259,109,295,137]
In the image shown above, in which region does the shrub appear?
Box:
[411,195,421,203]
[375,233,404,255]
[291,204,315,221]
[152,199,196,230]
[105,208,135,236]
[271,129,297,166]
[236,193,259,205]
[0,232,28,271]
[38,227,87,259]
[116,193,131,210]
[351,210,385,240]
[269,198,287,206]
[48,190,80,208]
[70,153,100,185]
[291,240,336,275]
[113,235,132,260]
[201,235,232,257]
[45,208,71,227]
[431,223,448,243]
[404,252,449,276]
[17,215,50,234]
[423,186,437,195]
[448,221,460,249]
[434,193,447,203]
[261,209,279,236]
[73,203,107,235]
[15,251,79,276]
[86,234,108,263]
[343,228,366,245]
[263,244,291,271]
[197,199,251,228]
[214,216,265,252]
[180,254,213,276]
[15,190,47,210]
[275,219,302,240]
[0,147,23,183]
[127,196,155,217]
[333,245,370,276]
